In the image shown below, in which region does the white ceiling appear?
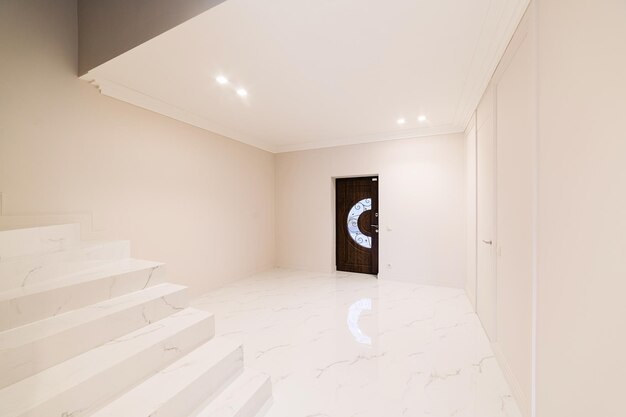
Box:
[84,0,529,153]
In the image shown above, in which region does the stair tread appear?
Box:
[0,258,163,300]
[193,368,272,417]
[92,337,242,417]
[0,282,186,348]
[0,307,212,417]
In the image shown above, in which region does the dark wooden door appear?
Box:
[336,176,379,274]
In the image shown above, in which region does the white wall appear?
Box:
[276,134,466,287]
[470,5,536,415]
[470,2,626,416]
[535,1,626,416]
[493,8,535,414]
[0,0,275,296]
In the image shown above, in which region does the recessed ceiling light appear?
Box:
[236,88,248,97]
[216,75,229,85]
[417,115,427,122]
[397,118,406,125]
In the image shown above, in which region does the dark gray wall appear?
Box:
[78,0,226,75]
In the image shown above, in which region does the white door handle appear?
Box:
[482,240,493,245]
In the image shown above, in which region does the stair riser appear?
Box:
[152,348,244,417]
[230,378,272,417]
[0,241,131,291]
[0,224,81,260]
[0,264,166,331]
[193,371,272,417]
[15,314,215,417]
[0,287,188,389]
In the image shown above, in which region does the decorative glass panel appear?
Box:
[347,198,372,248]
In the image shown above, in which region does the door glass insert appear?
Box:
[347,198,372,248]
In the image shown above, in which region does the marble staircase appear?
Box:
[0,224,271,417]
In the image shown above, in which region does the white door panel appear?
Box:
[476,91,497,342]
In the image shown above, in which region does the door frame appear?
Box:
[331,174,380,276]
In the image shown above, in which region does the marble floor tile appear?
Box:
[192,269,522,417]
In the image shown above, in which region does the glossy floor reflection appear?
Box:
[192,269,522,417]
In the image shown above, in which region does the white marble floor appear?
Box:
[192,269,522,417]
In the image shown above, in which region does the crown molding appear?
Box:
[82,74,465,154]
[81,74,279,153]
[273,124,464,153]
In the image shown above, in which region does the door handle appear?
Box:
[482,239,493,245]
[371,224,379,228]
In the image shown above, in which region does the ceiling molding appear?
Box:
[82,74,279,153]
[273,125,464,153]
[83,74,465,154]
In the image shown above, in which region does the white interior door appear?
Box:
[476,90,497,342]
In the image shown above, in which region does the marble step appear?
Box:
[0,240,131,290]
[0,282,188,389]
[0,308,215,417]
[0,258,166,332]
[0,224,81,260]
[91,337,244,417]
[191,369,272,417]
